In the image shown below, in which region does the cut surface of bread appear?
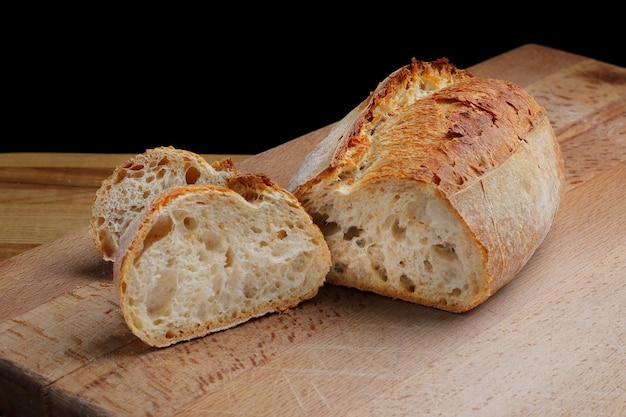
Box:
[114,175,331,347]
[90,146,239,261]
[288,58,565,312]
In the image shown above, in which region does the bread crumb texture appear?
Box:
[311,182,482,311]
[117,183,330,347]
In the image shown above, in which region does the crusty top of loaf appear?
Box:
[289,58,468,192]
[365,77,548,199]
[290,58,548,198]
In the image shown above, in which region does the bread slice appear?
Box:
[288,58,565,313]
[114,175,331,347]
[90,146,239,261]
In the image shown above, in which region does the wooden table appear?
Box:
[1,44,625,417]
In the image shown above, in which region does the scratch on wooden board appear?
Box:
[311,381,331,411]
[281,368,306,411]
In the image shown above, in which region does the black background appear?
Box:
[7,8,624,155]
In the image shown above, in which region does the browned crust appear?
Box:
[292,58,475,195]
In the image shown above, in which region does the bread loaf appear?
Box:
[90,146,239,261]
[288,58,565,312]
[114,175,331,347]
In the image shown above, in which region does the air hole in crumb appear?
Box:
[277,230,288,239]
[374,263,388,282]
[321,221,340,236]
[392,219,406,240]
[251,226,262,233]
[450,288,462,297]
[201,231,220,251]
[140,215,174,258]
[400,274,415,292]
[343,226,362,241]
[183,216,199,231]
[312,213,340,236]
[113,170,126,185]
[165,330,175,339]
[224,247,234,268]
[186,166,202,184]
[432,242,458,262]
[244,285,257,298]
[334,262,345,273]
[423,259,433,272]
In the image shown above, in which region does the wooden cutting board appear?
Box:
[1,44,625,417]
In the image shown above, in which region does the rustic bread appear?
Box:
[288,58,565,312]
[90,146,239,261]
[114,175,331,347]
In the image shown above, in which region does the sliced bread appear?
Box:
[114,175,331,347]
[90,146,239,261]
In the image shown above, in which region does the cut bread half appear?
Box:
[288,58,565,312]
[114,175,331,347]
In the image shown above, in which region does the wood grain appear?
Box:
[1,44,625,417]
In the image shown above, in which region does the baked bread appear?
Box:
[90,146,239,261]
[288,58,565,312]
[114,175,331,347]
